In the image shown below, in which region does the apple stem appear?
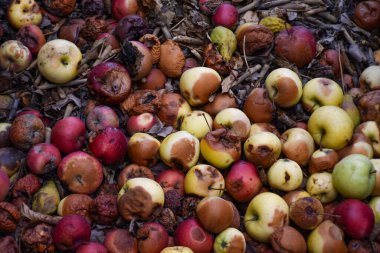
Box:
[208,184,225,195]
[129,217,136,233]
[45,127,52,144]
[337,45,346,94]
[242,35,249,70]
[63,103,75,118]
[161,26,172,39]
[202,113,212,131]
[6,97,19,123]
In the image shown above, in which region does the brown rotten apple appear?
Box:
[86,105,119,132]
[117,164,154,189]
[127,133,160,167]
[213,108,251,140]
[158,93,192,128]
[243,88,275,123]
[137,222,169,253]
[104,229,138,253]
[58,151,104,194]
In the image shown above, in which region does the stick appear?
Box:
[237,0,260,14]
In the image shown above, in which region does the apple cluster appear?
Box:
[1,0,380,252]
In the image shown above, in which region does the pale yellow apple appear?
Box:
[302,78,344,113]
[249,123,280,137]
[7,0,42,29]
[213,108,251,140]
[281,128,315,166]
[267,159,303,192]
[307,106,354,150]
[342,94,361,128]
[306,172,338,203]
[360,65,380,91]
[180,110,213,139]
[0,40,32,72]
[213,228,246,253]
[307,220,347,253]
[37,39,82,84]
[244,192,289,242]
[160,247,194,253]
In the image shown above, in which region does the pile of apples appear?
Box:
[1,0,380,252]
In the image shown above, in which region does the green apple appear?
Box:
[244,192,289,243]
[267,159,303,192]
[307,220,347,253]
[371,159,380,196]
[307,106,354,150]
[302,78,344,113]
[306,172,337,204]
[369,196,380,223]
[332,154,375,199]
[213,228,246,253]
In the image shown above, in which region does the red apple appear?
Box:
[126,113,157,135]
[86,105,119,133]
[88,127,128,165]
[27,143,61,174]
[334,199,375,240]
[111,0,139,20]
[51,117,86,154]
[225,160,263,203]
[137,222,169,253]
[156,169,185,197]
[53,214,91,251]
[95,33,120,49]
[174,218,214,253]
[275,26,317,68]
[104,229,138,253]
[0,169,10,201]
[76,242,107,253]
[212,3,238,29]
[16,24,46,55]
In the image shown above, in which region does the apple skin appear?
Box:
[267,159,303,192]
[355,121,380,157]
[307,105,354,150]
[334,199,375,240]
[213,108,251,140]
[126,113,157,135]
[371,159,380,195]
[180,111,213,139]
[225,160,262,203]
[0,169,10,202]
[156,169,185,197]
[51,117,86,154]
[27,143,61,174]
[86,105,119,133]
[7,0,43,29]
[174,217,214,253]
[244,192,289,243]
[0,40,32,72]
[281,127,315,166]
[302,78,344,113]
[306,172,338,204]
[76,242,107,253]
[332,154,375,199]
[369,196,380,223]
[360,65,380,91]
[112,0,139,20]
[16,24,46,55]
[161,247,194,253]
[137,222,169,253]
[213,227,246,253]
[265,68,303,108]
[37,39,82,84]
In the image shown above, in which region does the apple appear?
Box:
[270,226,307,253]
[244,131,282,169]
[0,123,11,148]
[212,3,238,29]
[57,194,92,221]
[0,169,10,202]
[58,151,104,194]
[95,33,120,49]
[275,26,317,68]
[27,143,61,174]
[156,169,185,197]
[86,105,119,133]
[104,229,138,253]
[213,108,251,140]
[289,197,324,230]
[127,133,160,167]
[371,159,380,195]
[37,39,82,84]
[0,40,32,72]
[355,121,380,157]
[307,220,348,252]
[0,147,26,176]
[89,127,128,165]
[265,68,303,108]
[112,0,139,20]
[281,128,315,166]
[51,117,86,154]
[225,160,262,202]
[138,68,167,90]
[161,247,194,253]
[332,154,375,199]
[117,164,154,189]
[16,24,46,55]
[203,93,238,117]
[360,65,380,91]
[302,78,344,113]
[244,192,289,243]
[306,172,338,204]
[307,106,354,150]
[342,94,361,128]
[118,177,165,221]
[243,88,275,123]
[213,228,246,253]
[282,190,311,206]
[184,164,225,197]
[76,242,107,253]
[158,93,192,129]
[126,113,157,134]
[369,196,380,223]
[308,148,339,174]
[180,111,213,139]
[174,218,214,253]
[137,222,169,253]
[337,132,374,159]
[7,0,43,29]
[334,199,375,240]
[249,123,280,137]
[267,159,303,192]
[159,131,200,171]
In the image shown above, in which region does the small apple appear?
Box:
[57,194,92,221]
[307,106,354,150]
[337,132,374,159]
[360,65,380,91]
[355,121,380,157]
[244,192,289,243]
[307,220,347,252]
[51,117,86,154]
[334,199,375,240]
[137,222,169,253]
[184,164,225,197]
[126,113,157,134]
[203,93,238,117]
[243,88,275,123]
[27,143,61,174]
[86,105,119,132]
[127,133,160,167]
[265,68,303,108]
[212,3,238,29]
[158,93,192,129]
[332,154,375,199]
[111,0,139,20]
[76,242,107,253]
[282,190,311,206]
[104,229,138,253]
[306,172,338,204]
[308,148,340,174]
[0,40,32,72]
[180,111,213,139]
[7,0,42,29]
[0,170,10,202]
[301,78,344,113]
[156,169,185,197]
[244,131,282,169]
[371,159,380,195]
[249,123,280,137]
[213,228,246,253]
[369,196,380,223]
[281,127,315,166]
[225,160,262,203]
[213,108,251,140]
[267,159,303,192]
[16,24,46,55]
[289,197,324,230]
[161,247,194,253]
[37,39,82,84]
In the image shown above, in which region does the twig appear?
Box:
[20,203,62,225]
[259,0,291,9]
[169,17,186,31]
[277,110,297,128]
[45,127,52,144]
[26,60,37,71]
[64,103,75,118]
[304,6,327,15]
[232,64,262,87]
[341,27,355,45]
[237,0,260,14]
[338,45,346,93]
[317,12,338,23]
[161,26,172,39]
[172,36,204,45]
[37,79,87,90]
[43,19,66,36]
[153,27,161,36]
[6,97,19,123]
[243,35,249,69]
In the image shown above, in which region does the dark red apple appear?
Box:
[156,169,185,197]
[0,169,10,201]
[88,127,128,165]
[126,113,157,135]
[95,33,120,49]
[111,0,139,20]
[137,222,169,253]
[51,117,86,154]
[16,24,46,55]
[225,160,263,202]
[104,229,138,253]
[212,3,238,29]
[53,214,91,251]
[334,199,375,240]
[27,143,61,174]
[275,26,317,68]
[86,105,119,133]
[174,218,214,253]
[76,242,107,253]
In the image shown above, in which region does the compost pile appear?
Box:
[0,0,380,252]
